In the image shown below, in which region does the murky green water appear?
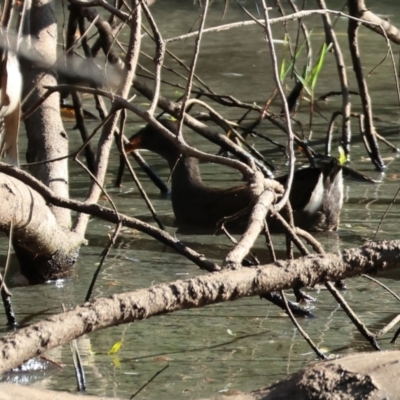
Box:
[2,1,400,398]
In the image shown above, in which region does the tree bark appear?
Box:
[73,0,142,236]
[348,0,400,44]
[22,0,70,226]
[9,0,82,282]
[0,171,84,283]
[0,239,399,373]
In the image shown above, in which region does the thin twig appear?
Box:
[261,1,295,212]
[86,222,122,302]
[0,222,16,326]
[280,289,327,359]
[141,1,165,115]
[117,110,165,230]
[362,274,400,303]
[130,364,169,399]
[177,0,210,139]
[63,305,86,391]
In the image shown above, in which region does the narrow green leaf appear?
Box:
[310,42,332,90]
[280,32,311,81]
[280,58,286,82]
[338,145,347,164]
[293,69,311,96]
[108,340,123,355]
[279,34,289,82]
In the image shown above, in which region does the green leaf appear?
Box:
[338,145,347,164]
[280,58,286,82]
[293,69,311,96]
[280,31,313,81]
[108,340,123,355]
[309,42,332,91]
[279,34,289,82]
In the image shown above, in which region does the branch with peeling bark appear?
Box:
[0,173,85,282]
[1,239,399,374]
[0,173,84,255]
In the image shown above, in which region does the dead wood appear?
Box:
[1,239,399,373]
[21,0,70,227]
[0,172,84,282]
[0,173,79,256]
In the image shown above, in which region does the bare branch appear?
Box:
[1,239,399,373]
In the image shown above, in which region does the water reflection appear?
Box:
[2,0,400,399]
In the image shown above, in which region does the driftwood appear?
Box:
[1,240,400,374]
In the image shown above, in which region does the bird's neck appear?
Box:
[167,155,204,190]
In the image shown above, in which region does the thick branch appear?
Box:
[1,240,399,373]
[73,1,142,236]
[348,0,400,44]
[0,172,85,282]
[22,0,70,226]
[0,173,84,255]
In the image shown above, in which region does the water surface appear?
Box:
[2,1,400,399]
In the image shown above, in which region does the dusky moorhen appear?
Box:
[125,120,343,231]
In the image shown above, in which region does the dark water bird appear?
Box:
[125,120,343,232]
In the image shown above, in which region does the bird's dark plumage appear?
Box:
[125,120,343,231]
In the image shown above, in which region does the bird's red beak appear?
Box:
[124,136,142,153]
